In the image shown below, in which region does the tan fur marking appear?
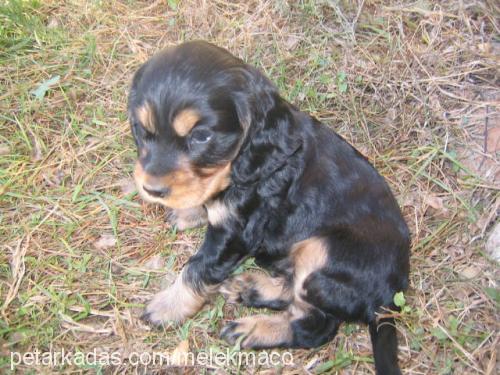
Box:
[291,237,328,310]
[143,269,206,324]
[252,273,290,301]
[136,102,156,133]
[230,313,293,348]
[221,272,291,303]
[134,158,231,209]
[292,237,328,289]
[172,109,200,136]
[206,200,234,226]
[222,239,328,347]
[171,206,207,231]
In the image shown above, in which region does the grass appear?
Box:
[0,0,498,373]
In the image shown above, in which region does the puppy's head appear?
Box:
[128,41,267,209]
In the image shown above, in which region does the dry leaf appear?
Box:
[47,17,59,29]
[94,234,117,250]
[424,194,450,217]
[170,339,189,366]
[0,144,10,156]
[485,222,500,262]
[284,35,300,51]
[423,194,444,210]
[486,127,500,154]
[143,255,165,271]
[457,265,481,279]
[31,141,43,162]
[477,42,492,54]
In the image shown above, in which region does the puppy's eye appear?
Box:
[190,128,213,144]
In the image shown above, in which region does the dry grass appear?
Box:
[0,0,499,374]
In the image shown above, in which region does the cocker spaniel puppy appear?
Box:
[128,41,410,375]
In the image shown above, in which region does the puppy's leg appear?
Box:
[221,236,340,348]
[220,303,340,349]
[142,268,208,325]
[142,215,247,326]
[220,272,292,310]
[168,206,207,231]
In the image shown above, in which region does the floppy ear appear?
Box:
[231,68,303,185]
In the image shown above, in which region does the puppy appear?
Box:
[128,41,410,375]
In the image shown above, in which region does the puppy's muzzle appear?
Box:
[143,184,171,198]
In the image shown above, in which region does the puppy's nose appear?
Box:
[143,185,171,198]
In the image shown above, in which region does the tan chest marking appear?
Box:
[206,199,235,226]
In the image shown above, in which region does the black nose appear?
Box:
[143,185,170,198]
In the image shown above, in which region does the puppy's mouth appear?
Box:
[133,159,231,210]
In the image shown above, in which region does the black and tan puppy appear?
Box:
[129,41,410,375]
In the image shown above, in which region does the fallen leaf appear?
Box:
[457,146,500,183]
[486,127,500,154]
[477,42,492,54]
[31,75,60,100]
[170,339,189,366]
[143,255,164,271]
[94,234,117,250]
[457,265,481,279]
[8,332,26,345]
[0,144,9,156]
[284,35,300,50]
[31,140,43,162]
[47,17,59,29]
[423,194,444,210]
[485,222,500,262]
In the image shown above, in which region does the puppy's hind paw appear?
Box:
[220,272,291,310]
[220,314,293,349]
[219,274,252,304]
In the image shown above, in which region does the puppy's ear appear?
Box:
[128,62,149,110]
[231,68,303,185]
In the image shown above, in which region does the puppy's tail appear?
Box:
[369,316,402,375]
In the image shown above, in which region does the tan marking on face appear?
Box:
[229,313,293,348]
[133,158,232,209]
[136,102,156,134]
[291,237,328,304]
[172,109,200,137]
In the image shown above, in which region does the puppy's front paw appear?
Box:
[141,274,205,326]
